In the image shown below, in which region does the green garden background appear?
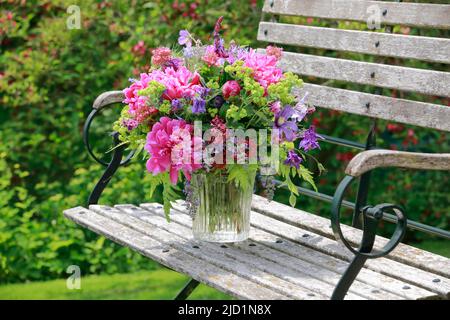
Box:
[0,0,448,299]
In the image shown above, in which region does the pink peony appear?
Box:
[159,66,202,100]
[145,117,202,184]
[222,80,241,100]
[243,49,283,90]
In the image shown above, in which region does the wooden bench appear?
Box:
[64,0,450,300]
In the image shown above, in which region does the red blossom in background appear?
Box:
[132,40,147,56]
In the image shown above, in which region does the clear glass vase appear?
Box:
[191,171,255,242]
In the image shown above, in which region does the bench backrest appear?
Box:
[257,0,450,132]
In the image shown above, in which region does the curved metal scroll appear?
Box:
[330,175,408,299]
[331,175,407,258]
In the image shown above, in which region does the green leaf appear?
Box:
[298,165,318,192]
[289,193,297,207]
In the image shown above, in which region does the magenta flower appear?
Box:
[145,117,202,184]
[243,49,283,90]
[222,80,241,100]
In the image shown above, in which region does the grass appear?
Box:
[0,268,232,300]
[0,240,447,300]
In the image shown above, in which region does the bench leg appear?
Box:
[88,132,125,205]
[174,278,200,300]
[331,255,368,300]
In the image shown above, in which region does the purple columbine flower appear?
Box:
[163,58,182,71]
[284,150,303,169]
[274,106,298,142]
[299,126,322,151]
[192,98,206,114]
[178,30,191,46]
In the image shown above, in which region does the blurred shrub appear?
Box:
[0,0,447,284]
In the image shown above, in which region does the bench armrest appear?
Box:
[92,91,125,110]
[345,150,450,177]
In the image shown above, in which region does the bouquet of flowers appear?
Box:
[114,18,322,241]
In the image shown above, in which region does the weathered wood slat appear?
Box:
[257,49,450,97]
[258,22,450,64]
[131,204,401,300]
[92,91,125,110]
[63,206,287,300]
[262,0,450,29]
[346,150,450,177]
[251,195,450,279]
[148,202,437,300]
[247,203,450,297]
[294,83,450,132]
[87,205,329,300]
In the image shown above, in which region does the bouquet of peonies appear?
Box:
[114,17,322,225]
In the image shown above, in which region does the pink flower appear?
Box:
[151,47,172,66]
[123,66,203,123]
[270,101,282,113]
[145,117,202,184]
[266,45,283,60]
[159,66,202,100]
[222,80,241,100]
[243,49,283,90]
[132,41,146,56]
[202,45,220,66]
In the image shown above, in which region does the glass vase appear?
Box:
[191,171,255,242]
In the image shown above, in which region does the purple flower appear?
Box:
[122,119,138,131]
[274,106,298,142]
[284,150,303,169]
[178,30,191,46]
[212,95,225,108]
[166,58,183,71]
[171,99,182,110]
[299,126,322,151]
[292,92,309,122]
[183,46,194,58]
[192,98,206,114]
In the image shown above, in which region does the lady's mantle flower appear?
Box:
[298,126,322,151]
[274,106,298,142]
[284,150,303,169]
